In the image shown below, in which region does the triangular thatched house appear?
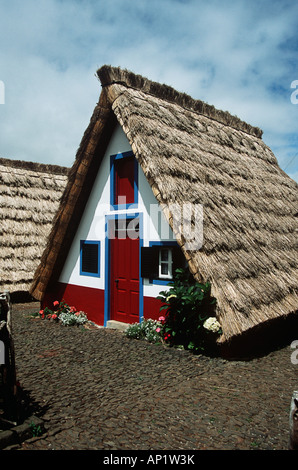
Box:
[0,157,69,299]
[29,66,298,353]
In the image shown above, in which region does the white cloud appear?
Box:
[0,0,297,181]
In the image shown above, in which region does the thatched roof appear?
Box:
[29,65,298,345]
[0,157,69,295]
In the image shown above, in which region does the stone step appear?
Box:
[106,320,129,332]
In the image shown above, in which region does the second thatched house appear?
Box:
[0,158,69,299]
[29,66,298,353]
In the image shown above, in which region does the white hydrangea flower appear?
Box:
[203,317,221,333]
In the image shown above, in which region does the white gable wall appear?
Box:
[58,123,175,299]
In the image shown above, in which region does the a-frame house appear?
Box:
[30,66,298,353]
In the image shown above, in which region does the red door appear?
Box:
[110,218,139,324]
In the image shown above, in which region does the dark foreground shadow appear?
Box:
[219,311,298,360]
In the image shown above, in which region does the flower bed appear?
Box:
[125,268,222,356]
[37,300,88,326]
[125,317,163,343]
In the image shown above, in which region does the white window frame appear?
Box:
[158,247,173,279]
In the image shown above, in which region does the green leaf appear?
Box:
[159,305,169,311]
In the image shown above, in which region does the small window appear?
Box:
[111,152,138,208]
[114,156,134,205]
[80,241,100,277]
[141,243,185,284]
[159,247,173,279]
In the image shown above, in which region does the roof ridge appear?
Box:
[0,157,69,175]
[97,65,263,139]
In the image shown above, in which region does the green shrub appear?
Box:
[157,268,221,354]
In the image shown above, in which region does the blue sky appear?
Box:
[0,0,297,181]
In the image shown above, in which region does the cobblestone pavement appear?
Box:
[6,302,298,450]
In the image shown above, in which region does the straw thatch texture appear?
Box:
[0,158,69,294]
[30,65,298,344]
